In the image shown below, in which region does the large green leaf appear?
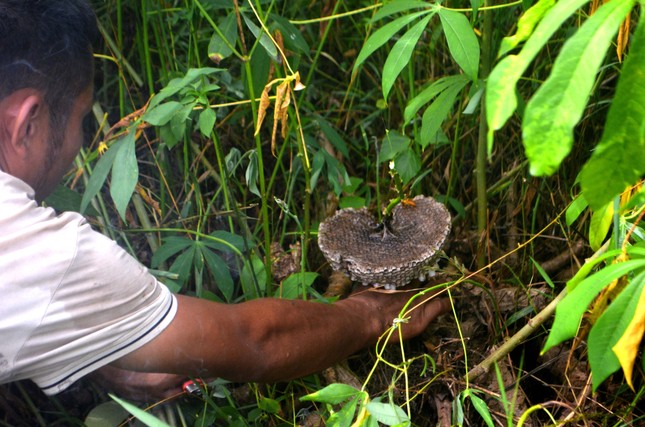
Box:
[404,74,470,122]
[110,126,139,221]
[542,259,645,353]
[242,13,278,61]
[382,15,433,99]
[522,0,637,176]
[498,0,556,57]
[486,0,591,153]
[80,136,125,214]
[208,13,237,63]
[419,78,469,148]
[438,9,480,81]
[353,10,432,73]
[588,272,645,391]
[579,16,645,211]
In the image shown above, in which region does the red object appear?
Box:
[182,378,204,395]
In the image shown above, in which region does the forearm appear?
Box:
[220,297,382,382]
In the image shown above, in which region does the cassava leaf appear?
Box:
[110,126,138,221]
[565,194,588,227]
[542,259,645,353]
[382,14,433,99]
[486,0,592,153]
[353,10,432,74]
[438,9,480,81]
[420,78,468,148]
[522,0,637,176]
[372,1,431,22]
[612,273,645,389]
[498,0,556,57]
[404,74,470,122]
[579,16,645,211]
[589,200,614,251]
[589,271,645,391]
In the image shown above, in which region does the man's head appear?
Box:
[0,0,98,199]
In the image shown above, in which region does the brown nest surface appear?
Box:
[318,195,451,289]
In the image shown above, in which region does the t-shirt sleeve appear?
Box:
[12,219,177,395]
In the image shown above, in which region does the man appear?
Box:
[0,0,448,401]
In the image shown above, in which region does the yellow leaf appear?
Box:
[612,283,645,390]
[271,81,289,155]
[254,83,272,136]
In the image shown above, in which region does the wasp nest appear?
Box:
[318,195,451,289]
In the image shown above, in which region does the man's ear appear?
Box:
[4,89,48,157]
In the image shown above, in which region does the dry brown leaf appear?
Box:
[254,83,272,136]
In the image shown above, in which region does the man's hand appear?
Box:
[340,281,450,344]
[90,365,187,402]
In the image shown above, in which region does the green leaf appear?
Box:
[151,237,194,268]
[46,184,98,216]
[372,1,431,21]
[149,68,221,109]
[198,107,217,137]
[420,79,468,148]
[404,74,470,122]
[353,10,432,74]
[394,150,421,184]
[365,401,410,426]
[486,0,592,152]
[300,383,361,404]
[144,101,182,126]
[240,255,266,299]
[258,397,281,414]
[316,116,350,158]
[589,200,614,251]
[246,149,261,197]
[379,131,411,162]
[579,16,645,211]
[461,389,494,427]
[110,395,171,427]
[110,127,138,221]
[242,14,278,61]
[542,259,645,353]
[565,194,588,227]
[588,272,645,391]
[81,136,125,213]
[438,9,480,81]
[498,0,556,57]
[208,13,237,63]
[522,0,637,176]
[382,15,433,100]
[280,272,319,299]
[201,248,234,302]
[271,14,310,56]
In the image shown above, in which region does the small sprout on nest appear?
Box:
[318,195,451,289]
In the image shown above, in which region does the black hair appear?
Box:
[0,0,98,148]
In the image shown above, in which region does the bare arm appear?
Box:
[113,285,449,383]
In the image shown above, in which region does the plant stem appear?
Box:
[476,0,494,269]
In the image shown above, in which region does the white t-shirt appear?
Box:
[0,170,177,395]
